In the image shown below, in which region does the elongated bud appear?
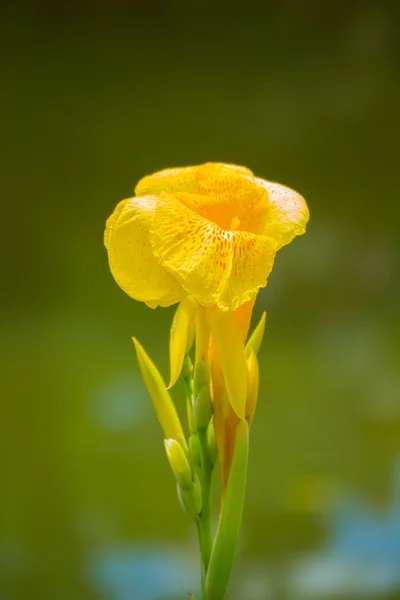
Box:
[177,481,202,517]
[133,338,185,444]
[164,439,193,489]
[207,308,247,421]
[207,419,218,467]
[169,297,197,389]
[245,349,259,425]
[189,434,201,468]
[245,312,266,358]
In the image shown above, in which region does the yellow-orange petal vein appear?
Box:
[151,193,233,307]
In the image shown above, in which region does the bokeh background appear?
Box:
[2,1,400,599]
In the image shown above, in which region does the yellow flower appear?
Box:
[104,162,309,312]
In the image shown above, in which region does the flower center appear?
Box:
[174,192,270,235]
[230,216,241,230]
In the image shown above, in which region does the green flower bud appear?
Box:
[177,481,202,517]
[207,419,218,467]
[164,439,193,489]
[189,434,201,468]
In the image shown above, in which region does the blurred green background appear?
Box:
[2,1,400,599]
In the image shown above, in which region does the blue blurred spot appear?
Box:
[89,374,149,430]
[288,455,400,598]
[86,544,198,600]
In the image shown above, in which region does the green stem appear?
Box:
[205,420,249,600]
[196,426,213,596]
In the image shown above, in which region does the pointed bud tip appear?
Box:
[164,438,192,488]
[131,336,185,442]
[245,311,267,358]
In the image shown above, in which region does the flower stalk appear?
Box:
[105,162,309,599]
[196,425,214,586]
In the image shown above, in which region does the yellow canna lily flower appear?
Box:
[106,163,310,595]
[104,162,309,312]
[107,163,309,492]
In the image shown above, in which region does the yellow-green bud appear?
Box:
[207,420,218,467]
[189,434,201,468]
[164,439,193,489]
[177,481,202,517]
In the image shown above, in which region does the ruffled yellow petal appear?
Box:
[105,196,185,308]
[253,178,309,250]
[218,231,276,310]
[135,163,253,198]
[195,163,267,232]
[150,193,276,310]
[151,193,233,307]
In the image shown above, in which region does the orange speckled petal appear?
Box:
[253,178,310,250]
[195,164,267,232]
[105,196,186,308]
[151,193,233,307]
[218,232,276,311]
[135,163,254,199]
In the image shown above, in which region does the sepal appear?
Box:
[207,419,218,467]
[245,311,266,358]
[177,481,202,518]
[169,296,197,388]
[133,338,185,444]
